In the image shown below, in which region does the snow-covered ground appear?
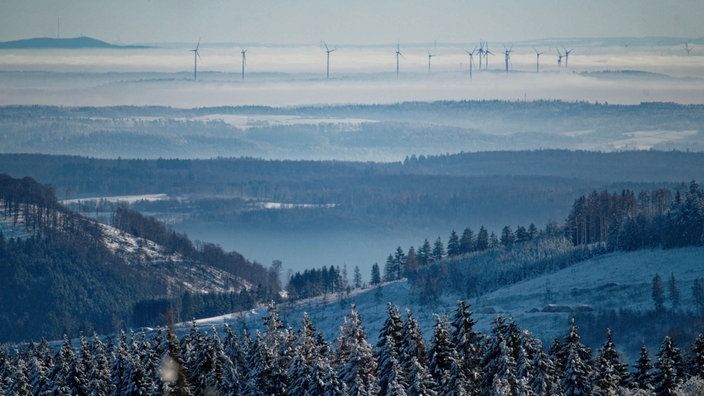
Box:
[190,246,704,361]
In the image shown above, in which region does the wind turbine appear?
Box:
[477,42,484,70]
[395,42,404,79]
[465,48,476,79]
[190,39,201,81]
[563,47,573,68]
[534,48,543,72]
[556,48,563,67]
[484,41,493,69]
[427,49,434,73]
[240,47,247,80]
[503,45,513,73]
[322,41,336,80]
[684,42,693,55]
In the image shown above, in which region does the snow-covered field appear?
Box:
[191,246,704,361]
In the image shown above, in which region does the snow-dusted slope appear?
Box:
[196,246,704,361]
[99,222,253,294]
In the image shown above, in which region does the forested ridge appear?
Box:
[3,302,704,395]
[0,175,281,343]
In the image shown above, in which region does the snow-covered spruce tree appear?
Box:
[451,300,483,392]
[593,329,629,396]
[7,354,32,396]
[631,343,654,392]
[561,348,592,396]
[401,309,428,385]
[88,332,114,396]
[27,340,54,396]
[407,356,439,396]
[688,333,704,379]
[263,301,293,391]
[383,339,409,396]
[548,337,565,380]
[245,331,281,396]
[163,326,192,396]
[375,303,405,396]
[480,316,518,396]
[558,319,593,396]
[653,336,683,396]
[288,313,341,396]
[51,334,89,395]
[335,305,379,396]
[222,324,246,393]
[428,313,457,393]
[528,340,560,396]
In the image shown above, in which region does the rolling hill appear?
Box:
[0,36,147,49]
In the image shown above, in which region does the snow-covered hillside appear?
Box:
[194,246,704,361]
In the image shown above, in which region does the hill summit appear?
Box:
[0,36,147,49]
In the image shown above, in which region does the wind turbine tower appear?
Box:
[504,46,512,73]
[465,48,476,79]
[323,41,336,80]
[395,43,404,79]
[240,47,247,80]
[427,49,434,73]
[684,42,693,55]
[484,42,493,69]
[190,39,201,81]
[563,47,573,68]
[477,42,484,70]
[534,48,543,72]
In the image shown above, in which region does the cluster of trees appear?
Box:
[565,181,704,250]
[4,302,704,395]
[111,206,281,295]
[381,223,543,283]
[0,175,281,343]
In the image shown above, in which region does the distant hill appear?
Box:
[0,174,279,343]
[0,36,148,49]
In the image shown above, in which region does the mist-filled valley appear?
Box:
[2,28,704,396]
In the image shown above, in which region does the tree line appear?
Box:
[3,301,704,395]
[565,180,704,250]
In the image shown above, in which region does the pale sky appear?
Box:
[1,0,702,45]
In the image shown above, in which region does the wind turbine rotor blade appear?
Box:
[195,38,200,51]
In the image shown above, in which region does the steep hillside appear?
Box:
[0,174,277,343]
[201,246,704,363]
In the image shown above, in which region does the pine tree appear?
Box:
[407,356,438,396]
[652,274,665,312]
[447,230,461,257]
[401,309,428,384]
[480,316,518,396]
[631,343,654,392]
[163,327,191,396]
[561,348,592,396]
[88,332,114,396]
[52,334,88,396]
[558,319,593,396]
[460,227,475,254]
[450,300,482,392]
[371,263,381,286]
[289,313,331,396]
[689,333,704,379]
[8,354,32,396]
[353,265,363,289]
[27,340,53,396]
[383,344,408,396]
[428,314,456,392]
[375,304,405,396]
[668,273,680,311]
[418,239,432,266]
[529,342,559,396]
[653,336,682,395]
[246,331,279,396]
[384,254,396,281]
[593,329,628,396]
[336,305,378,396]
[476,226,489,251]
[501,226,516,247]
[432,237,445,263]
